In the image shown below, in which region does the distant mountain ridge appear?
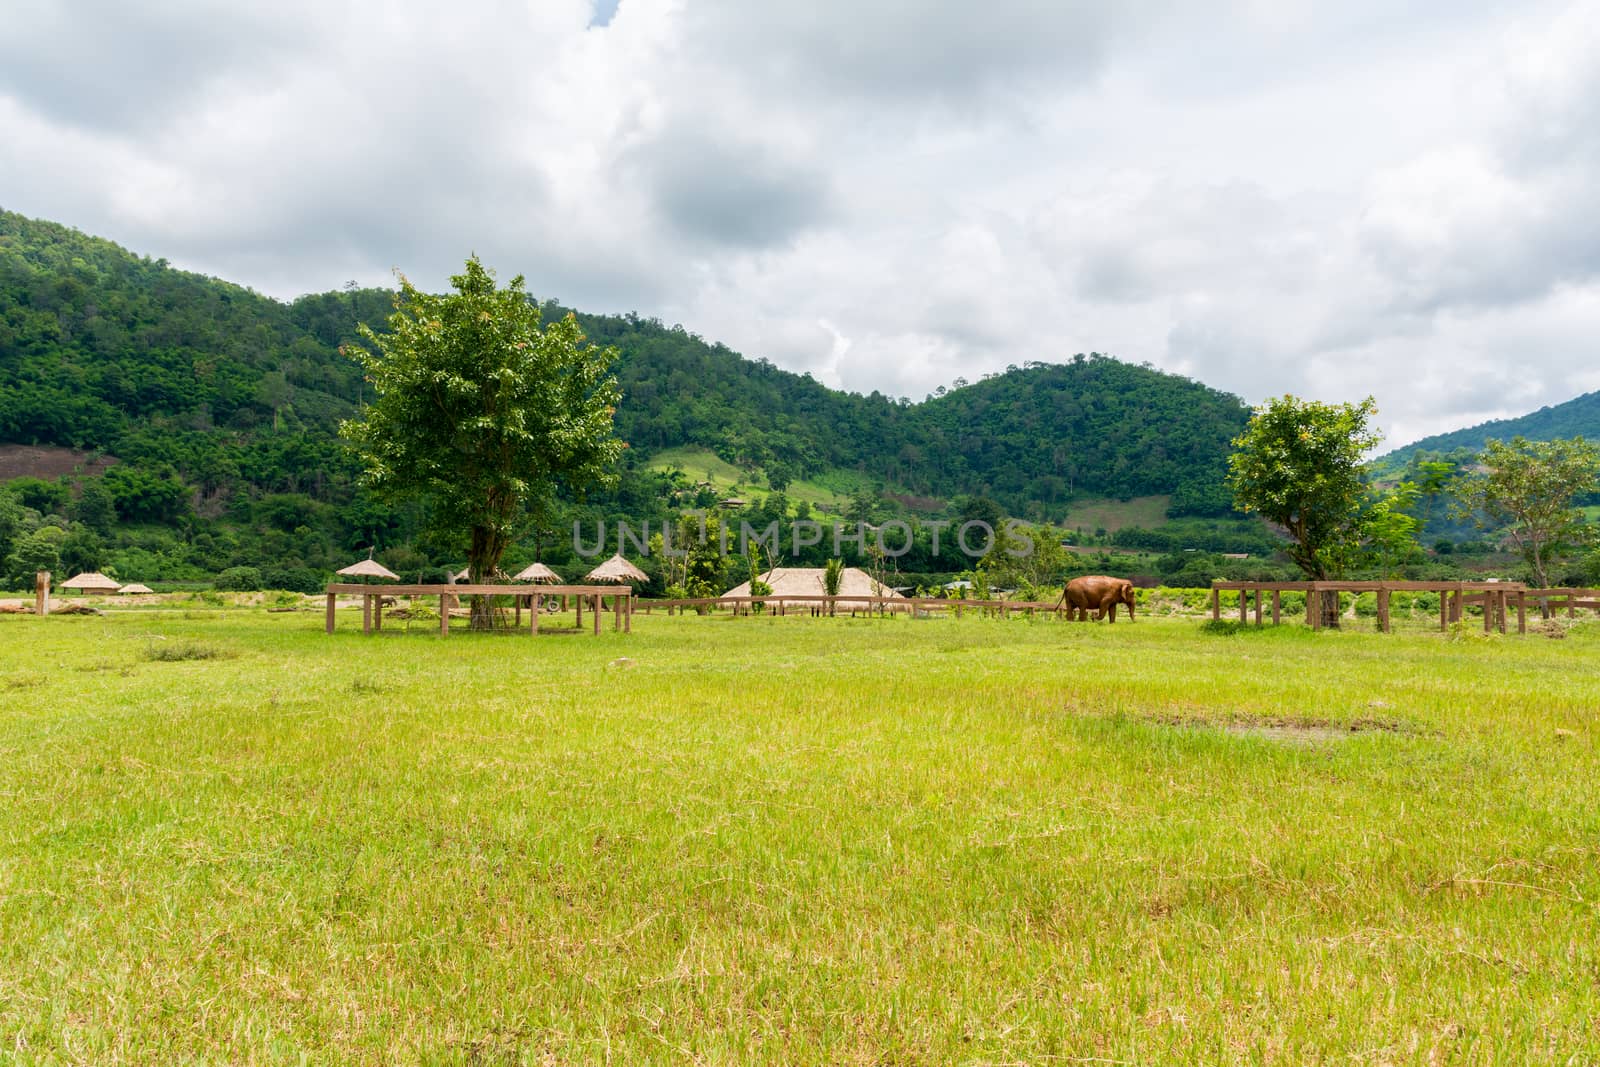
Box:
[1380,390,1600,468]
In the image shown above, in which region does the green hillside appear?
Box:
[0,208,1265,584]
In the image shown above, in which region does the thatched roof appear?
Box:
[585,553,649,584]
[513,562,562,583]
[116,583,154,595]
[451,566,512,582]
[60,571,121,592]
[723,567,903,610]
[336,559,400,581]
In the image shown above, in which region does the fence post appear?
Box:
[593,595,601,635]
[35,571,50,617]
[362,594,372,635]
[440,594,449,636]
[1239,589,1248,624]
[1309,590,1322,631]
[1377,588,1390,634]
[1271,589,1280,626]
[1211,587,1220,622]
[1517,591,1526,634]
[325,592,336,634]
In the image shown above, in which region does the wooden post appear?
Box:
[1211,587,1220,621]
[530,594,539,635]
[515,598,522,628]
[373,595,382,632]
[1377,588,1390,634]
[1239,589,1248,624]
[362,594,373,635]
[1271,589,1280,626]
[1569,591,1577,618]
[1253,589,1263,626]
[440,595,449,636]
[1517,591,1526,634]
[325,592,336,634]
[1453,588,1464,623]
[35,571,49,617]
[1483,592,1493,634]
[593,594,601,635]
[613,592,622,631]
[575,595,582,627]
[1310,590,1322,631]
[625,593,632,634]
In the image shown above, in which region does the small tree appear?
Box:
[1228,396,1381,626]
[1451,436,1600,588]
[342,257,622,628]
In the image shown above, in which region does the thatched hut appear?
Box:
[337,559,400,582]
[513,562,563,583]
[116,583,154,595]
[60,572,121,595]
[585,553,649,585]
[723,567,902,612]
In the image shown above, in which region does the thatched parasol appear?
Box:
[451,566,512,583]
[585,553,649,585]
[60,572,121,594]
[513,562,562,583]
[337,559,400,582]
[117,583,155,595]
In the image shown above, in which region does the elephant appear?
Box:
[1057,575,1136,623]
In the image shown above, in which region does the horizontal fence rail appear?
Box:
[640,595,1078,617]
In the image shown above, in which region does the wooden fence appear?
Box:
[323,583,635,636]
[640,595,1074,618]
[1209,580,1600,634]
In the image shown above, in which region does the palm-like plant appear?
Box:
[823,557,844,617]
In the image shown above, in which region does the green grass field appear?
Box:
[3,608,1599,1063]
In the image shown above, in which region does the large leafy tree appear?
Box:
[1451,436,1600,588]
[342,257,623,621]
[1227,395,1381,582]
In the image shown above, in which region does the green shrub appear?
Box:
[214,566,263,592]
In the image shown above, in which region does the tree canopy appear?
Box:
[1227,395,1382,580]
[1451,436,1600,587]
[340,257,623,594]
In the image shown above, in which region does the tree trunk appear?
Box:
[1305,589,1341,629]
[468,523,509,631]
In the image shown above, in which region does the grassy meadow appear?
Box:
[2,606,1598,1063]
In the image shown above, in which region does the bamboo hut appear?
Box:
[116,583,155,595]
[585,553,649,585]
[60,572,121,595]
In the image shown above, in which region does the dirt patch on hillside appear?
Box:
[0,445,117,483]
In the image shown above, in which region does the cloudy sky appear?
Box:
[3,0,1597,447]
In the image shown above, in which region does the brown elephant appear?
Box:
[1058,575,1136,623]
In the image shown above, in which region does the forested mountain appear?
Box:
[1378,391,1600,471]
[0,208,1256,583]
